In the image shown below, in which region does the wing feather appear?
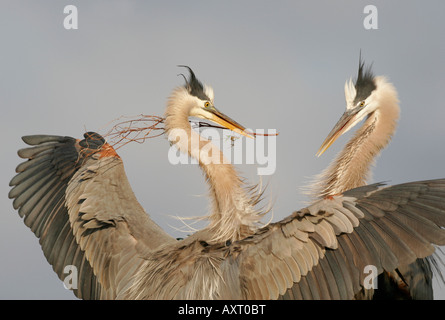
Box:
[290,282,303,299]
[220,179,445,300]
[9,132,175,299]
[303,269,321,299]
[11,133,445,300]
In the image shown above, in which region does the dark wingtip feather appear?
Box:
[22,135,65,146]
[79,132,106,150]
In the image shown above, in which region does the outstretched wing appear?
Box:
[220,179,445,299]
[9,132,175,299]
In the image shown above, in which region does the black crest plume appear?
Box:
[353,54,376,104]
[177,65,210,101]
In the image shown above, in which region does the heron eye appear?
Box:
[204,101,210,108]
[359,101,365,107]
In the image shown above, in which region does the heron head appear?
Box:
[178,65,253,139]
[316,58,379,156]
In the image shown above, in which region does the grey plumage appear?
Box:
[8,66,445,299]
[9,134,102,299]
[9,132,445,299]
[312,57,441,300]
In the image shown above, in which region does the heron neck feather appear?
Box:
[311,77,400,198]
[164,88,260,243]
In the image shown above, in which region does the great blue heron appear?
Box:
[9,67,445,299]
[164,66,264,243]
[313,59,399,198]
[312,58,436,299]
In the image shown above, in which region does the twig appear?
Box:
[103,114,278,150]
[104,114,165,150]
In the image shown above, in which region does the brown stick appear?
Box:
[103,114,278,150]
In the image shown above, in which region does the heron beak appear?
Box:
[316,110,359,157]
[208,108,254,139]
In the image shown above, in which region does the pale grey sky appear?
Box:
[1,1,444,299]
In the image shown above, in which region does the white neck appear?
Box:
[164,88,262,243]
[311,77,400,198]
